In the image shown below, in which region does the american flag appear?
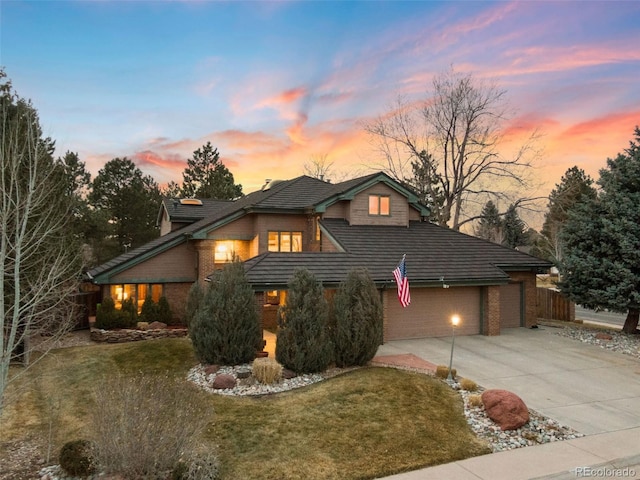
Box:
[393,255,411,307]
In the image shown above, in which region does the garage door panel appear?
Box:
[500,283,522,329]
[386,287,480,340]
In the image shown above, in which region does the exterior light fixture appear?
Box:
[447,315,460,382]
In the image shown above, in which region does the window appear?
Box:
[214,240,235,262]
[110,283,163,312]
[369,195,390,216]
[268,231,302,252]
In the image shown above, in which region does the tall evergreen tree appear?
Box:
[181,142,243,199]
[332,268,383,367]
[474,200,503,244]
[276,268,333,373]
[502,204,527,249]
[189,260,262,365]
[541,166,596,264]
[90,157,161,258]
[560,127,640,333]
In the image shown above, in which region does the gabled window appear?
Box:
[369,195,390,216]
[268,231,302,252]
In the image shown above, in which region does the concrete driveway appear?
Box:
[376,325,640,435]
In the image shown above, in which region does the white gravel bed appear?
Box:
[554,324,640,359]
[186,361,583,454]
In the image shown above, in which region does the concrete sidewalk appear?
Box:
[374,326,640,479]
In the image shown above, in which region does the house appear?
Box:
[86,172,550,340]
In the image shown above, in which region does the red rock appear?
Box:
[212,373,236,390]
[481,389,530,431]
[282,368,297,380]
[595,332,613,340]
[147,321,167,330]
[204,365,220,375]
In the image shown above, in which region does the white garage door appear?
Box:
[386,286,481,340]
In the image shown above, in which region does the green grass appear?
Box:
[1,338,490,479]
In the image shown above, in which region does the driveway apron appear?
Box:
[375,326,640,435]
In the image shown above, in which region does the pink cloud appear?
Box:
[258,86,307,108]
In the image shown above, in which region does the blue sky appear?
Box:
[2,0,640,203]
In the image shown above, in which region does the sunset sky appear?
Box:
[3,0,640,224]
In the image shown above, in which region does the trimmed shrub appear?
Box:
[157,295,174,325]
[90,374,207,479]
[459,378,478,391]
[435,365,457,380]
[276,268,333,373]
[189,260,262,365]
[120,297,138,328]
[185,282,205,327]
[94,297,130,330]
[332,267,383,367]
[139,295,159,323]
[252,357,283,384]
[59,439,98,477]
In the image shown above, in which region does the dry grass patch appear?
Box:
[209,367,489,479]
[1,340,490,480]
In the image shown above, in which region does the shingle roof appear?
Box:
[159,198,233,223]
[241,219,550,289]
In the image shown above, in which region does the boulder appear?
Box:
[212,373,237,390]
[481,389,529,430]
[204,365,220,375]
[595,332,613,340]
[147,321,167,330]
[136,322,149,331]
[282,368,297,380]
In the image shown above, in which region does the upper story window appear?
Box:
[268,231,302,252]
[369,195,390,216]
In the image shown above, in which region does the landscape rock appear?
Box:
[204,365,220,375]
[147,321,167,330]
[481,389,530,431]
[211,373,237,389]
[282,368,297,379]
[595,332,613,340]
[136,322,149,330]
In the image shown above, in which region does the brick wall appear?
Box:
[484,285,501,336]
[164,282,193,323]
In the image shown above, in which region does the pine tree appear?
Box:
[474,201,503,244]
[189,260,262,365]
[541,166,596,264]
[276,268,333,373]
[560,127,640,333]
[181,142,243,199]
[332,268,382,367]
[502,204,527,249]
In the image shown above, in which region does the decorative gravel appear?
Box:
[554,324,640,360]
[186,361,583,455]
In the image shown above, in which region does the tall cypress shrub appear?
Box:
[333,268,383,367]
[184,282,204,327]
[189,260,262,365]
[276,268,333,373]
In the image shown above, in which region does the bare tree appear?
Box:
[0,72,83,414]
[303,153,335,181]
[365,68,541,230]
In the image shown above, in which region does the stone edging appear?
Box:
[90,327,188,343]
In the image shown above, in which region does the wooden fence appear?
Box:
[537,288,575,322]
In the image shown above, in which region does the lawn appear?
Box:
[0,338,490,479]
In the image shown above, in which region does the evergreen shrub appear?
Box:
[185,282,205,327]
[332,267,383,367]
[189,260,262,365]
[157,295,174,324]
[95,297,131,330]
[139,295,158,323]
[59,439,98,477]
[276,268,333,373]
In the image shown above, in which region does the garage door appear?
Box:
[386,286,481,340]
[500,283,523,329]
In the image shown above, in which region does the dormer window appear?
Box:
[268,231,302,252]
[369,195,390,216]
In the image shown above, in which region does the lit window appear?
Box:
[214,240,235,262]
[110,284,163,312]
[369,195,390,216]
[268,231,302,252]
